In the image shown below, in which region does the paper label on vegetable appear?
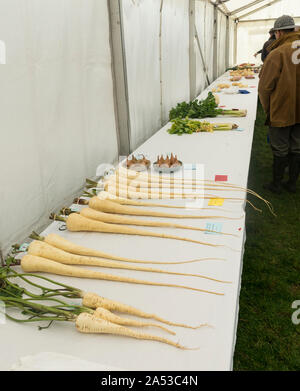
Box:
[208,198,224,206]
[19,243,29,252]
[205,222,223,235]
[70,204,82,212]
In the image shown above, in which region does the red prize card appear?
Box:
[215,175,228,182]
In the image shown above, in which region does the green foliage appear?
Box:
[167,118,214,135]
[169,92,223,120]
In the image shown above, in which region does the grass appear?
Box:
[233,101,300,371]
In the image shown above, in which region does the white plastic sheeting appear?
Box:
[225,0,276,15]
[227,0,300,18]
[121,0,162,152]
[237,17,300,64]
[244,0,300,20]
[161,0,190,123]
[0,0,118,255]
[225,0,300,64]
[121,0,234,150]
[121,0,191,150]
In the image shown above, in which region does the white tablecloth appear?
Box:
[0,72,259,371]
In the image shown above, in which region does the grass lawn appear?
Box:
[233,101,300,370]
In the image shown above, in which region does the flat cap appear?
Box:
[273,15,298,30]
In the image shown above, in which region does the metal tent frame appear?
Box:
[211,0,290,63]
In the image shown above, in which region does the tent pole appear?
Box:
[213,4,218,80]
[189,0,197,100]
[238,0,283,21]
[209,1,230,16]
[239,16,300,23]
[107,0,131,155]
[195,25,211,86]
[230,0,266,16]
[225,15,230,69]
[234,20,238,66]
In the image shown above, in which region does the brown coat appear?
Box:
[258,32,300,127]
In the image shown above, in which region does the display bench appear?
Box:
[0,72,260,371]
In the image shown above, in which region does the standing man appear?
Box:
[254,29,276,62]
[258,15,300,194]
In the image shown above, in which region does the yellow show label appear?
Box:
[208,198,224,206]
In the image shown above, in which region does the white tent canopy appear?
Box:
[213,0,300,63]
[219,0,300,19]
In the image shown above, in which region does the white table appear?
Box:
[1,72,259,371]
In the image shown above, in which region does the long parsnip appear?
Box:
[28,241,230,284]
[93,307,176,335]
[82,292,207,329]
[88,198,242,220]
[105,181,217,200]
[21,255,224,296]
[34,233,224,265]
[96,191,233,212]
[113,168,275,215]
[107,175,242,192]
[65,213,227,249]
[103,184,262,214]
[76,312,192,349]
[79,207,236,237]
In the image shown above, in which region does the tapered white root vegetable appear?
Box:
[114,168,275,215]
[107,175,244,192]
[108,175,263,200]
[97,191,232,212]
[21,255,224,296]
[114,167,275,212]
[116,166,260,192]
[101,185,219,200]
[82,292,209,329]
[105,182,245,204]
[80,207,236,237]
[93,307,176,335]
[89,198,242,220]
[41,233,225,265]
[117,166,216,184]
[28,241,231,284]
[103,185,263,214]
[75,313,193,349]
[66,213,227,249]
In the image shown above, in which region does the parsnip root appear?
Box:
[82,292,210,329]
[75,313,194,349]
[28,241,231,284]
[42,233,225,265]
[93,307,176,335]
[21,255,224,296]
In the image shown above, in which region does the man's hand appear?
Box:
[254,52,258,58]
